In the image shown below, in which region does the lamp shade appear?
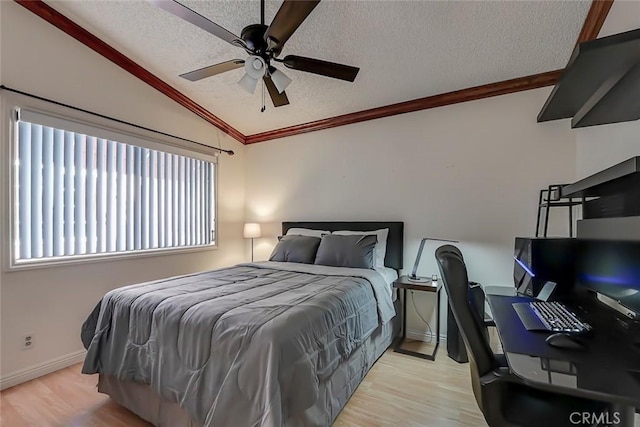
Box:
[245,56,266,79]
[238,73,259,94]
[243,223,262,239]
[270,68,292,94]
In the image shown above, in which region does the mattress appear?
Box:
[83,262,399,427]
[98,304,400,427]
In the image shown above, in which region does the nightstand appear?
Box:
[393,275,441,361]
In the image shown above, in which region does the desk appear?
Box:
[393,276,441,360]
[487,294,640,413]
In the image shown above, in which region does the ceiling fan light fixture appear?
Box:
[244,55,266,79]
[151,0,358,109]
[238,73,259,94]
[270,68,292,94]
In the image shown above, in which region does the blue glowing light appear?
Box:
[581,274,640,287]
[514,256,535,277]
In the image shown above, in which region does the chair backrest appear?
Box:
[435,245,498,378]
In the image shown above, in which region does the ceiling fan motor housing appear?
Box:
[241,24,269,55]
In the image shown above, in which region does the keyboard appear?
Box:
[513,301,592,333]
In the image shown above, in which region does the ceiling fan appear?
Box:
[149,0,360,108]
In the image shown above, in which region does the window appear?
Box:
[12,108,216,266]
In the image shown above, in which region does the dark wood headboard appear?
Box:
[282,222,404,271]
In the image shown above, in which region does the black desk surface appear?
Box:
[487,294,640,407]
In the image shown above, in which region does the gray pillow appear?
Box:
[314,234,377,269]
[269,235,321,264]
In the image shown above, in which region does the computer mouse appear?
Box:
[545,333,587,350]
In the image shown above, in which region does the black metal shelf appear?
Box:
[540,201,583,208]
[538,28,640,128]
[561,157,640,199]
[536,184,579,237]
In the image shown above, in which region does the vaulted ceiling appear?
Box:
[46,0,592,138]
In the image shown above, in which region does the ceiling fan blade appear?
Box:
[149,0,244,47]
[180,59,245,82]
[264,0,320,55]
[263,75,290,107]
[281,55,359,82]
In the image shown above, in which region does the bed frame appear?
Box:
[282,221,404,271]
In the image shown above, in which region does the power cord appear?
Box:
[410,290,434,343]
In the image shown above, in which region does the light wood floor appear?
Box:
[5,341,636,427]
[335,342,487,427]
[0,342,487,427]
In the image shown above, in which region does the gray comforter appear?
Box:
[82,262,395,427]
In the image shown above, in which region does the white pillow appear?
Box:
[285,227,330,238]
[332,228,389,268]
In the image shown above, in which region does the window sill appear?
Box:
[6,244,218,272]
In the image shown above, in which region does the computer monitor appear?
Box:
[513,238,576,297]
[576,239,640,318]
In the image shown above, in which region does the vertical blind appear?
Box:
[15,119,216,262]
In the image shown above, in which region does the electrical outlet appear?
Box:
[22,334,34,350]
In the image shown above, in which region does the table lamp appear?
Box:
[243,223,262,262]
[409,237,459,283]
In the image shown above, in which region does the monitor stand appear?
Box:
[597,293,638,320]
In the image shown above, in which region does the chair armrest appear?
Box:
[479,366,513,387]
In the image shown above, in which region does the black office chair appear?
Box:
[440,246,495,326]
[435,245,618,427]
[440,246,493,362]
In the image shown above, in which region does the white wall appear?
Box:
[576,120,640,179]
[0,2,246,383]
[245,88,576,337]
[599,0,640,39]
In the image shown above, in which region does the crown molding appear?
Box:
[576,0,615,43]
[245,70,562,144]
[244,0,614,144]
[14,0,245,144]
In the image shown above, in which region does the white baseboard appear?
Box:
[406,328,447,343]
[0,349,87,390]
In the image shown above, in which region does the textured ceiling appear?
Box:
[49,0,591,135]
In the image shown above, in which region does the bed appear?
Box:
[81,221,403,427]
